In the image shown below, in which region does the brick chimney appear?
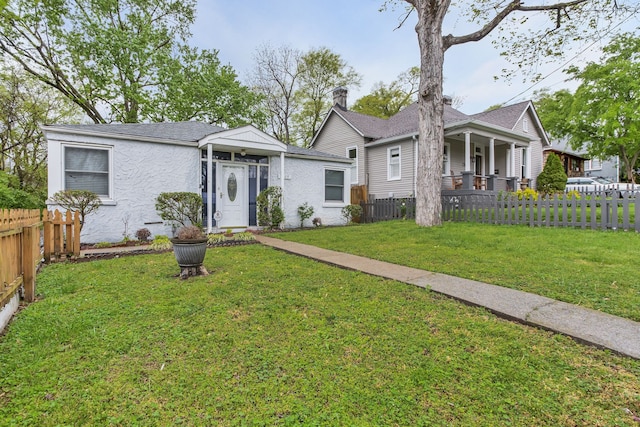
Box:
[443,95,453,106]
[333,87,348,109]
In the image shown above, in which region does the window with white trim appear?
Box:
[347,146,358,184]
[324,169,345,203]
[64,145,111,198]
[387,146,401,180]
[521,148,527,178]
[523,118,529,133]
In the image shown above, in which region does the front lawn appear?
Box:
[268,221,640,321]
[1,246,639,425]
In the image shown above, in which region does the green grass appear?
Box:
[269,221,640,321]
[0,246,639,425]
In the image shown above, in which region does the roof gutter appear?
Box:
[41,125,199,147]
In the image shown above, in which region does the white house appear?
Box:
[44,122,352,242]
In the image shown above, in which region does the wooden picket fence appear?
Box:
[43,209,81,263]
[0,209,41,310]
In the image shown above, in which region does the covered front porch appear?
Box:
[442,121,534,192]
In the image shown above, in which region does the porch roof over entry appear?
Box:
[198,125,287,156]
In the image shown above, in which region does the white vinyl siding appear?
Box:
[312,113,364,184]
[64,145,111,197]
[387,146,401,181]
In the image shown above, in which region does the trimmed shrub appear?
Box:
[537,154,567,194]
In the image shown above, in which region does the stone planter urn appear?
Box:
[170,225,209,279]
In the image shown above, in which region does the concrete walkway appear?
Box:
[255,235,640,360]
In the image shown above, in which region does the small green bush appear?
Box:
[95,242,112,248]
[341,204,363,224]
[537,154,567,194]
[155,192,203,228]
[234,232,256,241]
[256,186,284,230]
[150,235,172,251]
[297,202,314,228]
[207,233,226,245]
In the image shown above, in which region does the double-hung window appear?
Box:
[64,145,111,198]
[388,146,401,180]
[324,169,345,203]
[347,146,358,184]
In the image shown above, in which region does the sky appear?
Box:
[191,1,639,115]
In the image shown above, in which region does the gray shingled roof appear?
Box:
[469,101,530,130]
[333,103,474,142]
[45,121,226,143]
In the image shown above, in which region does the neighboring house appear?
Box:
[44,122,352,242]
[544,138,619,181]
[311,88,550,199]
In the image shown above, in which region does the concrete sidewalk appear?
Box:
[256,235,640,359]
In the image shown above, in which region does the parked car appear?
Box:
[566,177,639,195]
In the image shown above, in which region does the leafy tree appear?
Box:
[563,34,640,183]
[251,45,361,146]
[50,190,101,230]
[249,44,303,144]
[0,0,261,125]
[534,89,575,140]
[391,0,638,227]
[0,67,81,205]
[0,170,42,208]
[293,48,362,147]
[537,154,567,194]
[352,67,420,118]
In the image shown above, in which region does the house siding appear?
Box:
[312,112,363,185]
[272,156,350,227]
[367,138,415,199]
[516,109,547,189]
[47,132,199,243]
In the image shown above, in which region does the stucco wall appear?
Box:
[273,156,351,228]
[47,131,199,242]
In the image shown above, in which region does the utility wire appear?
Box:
[501,13,637,105]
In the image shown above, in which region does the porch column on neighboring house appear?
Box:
[207,144,213,233]
[464,131,471,172]
[487,138,496,191]
[508,142,517,191]
[463,131,473,190]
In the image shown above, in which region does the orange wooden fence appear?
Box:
[0,209,41,306]
[43,209,81,263]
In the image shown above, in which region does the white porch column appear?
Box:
[489,138,495,175]
[464,131,471,172]
[206,144,213,233]
[509,142,516,176]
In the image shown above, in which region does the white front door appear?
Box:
[216,164,248,228]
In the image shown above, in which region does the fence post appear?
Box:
[22,224,37,302]
[73,211,81,257]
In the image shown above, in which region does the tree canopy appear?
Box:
[0,0,263,126]
[352,67,420,119]
[0,66,81,205]
[250,45,361,146]
[393,0,638,226]
[536,33,640,182]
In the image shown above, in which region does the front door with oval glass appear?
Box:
[216,164,248,228]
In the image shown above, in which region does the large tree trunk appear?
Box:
[413,2,449,226]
